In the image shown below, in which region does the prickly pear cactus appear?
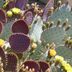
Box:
[5,52,18,72]
[42,0,54,22]
[41,26,66,46]
[0,0,4,7]
[46,4,72,67]
[28,43,47,60]
[0,0,72,72]
[59,3,71,12]
[48,3,72,38]
[56,46,72,65]
[30,15,43,42]
[66,26,72,36]
[0,20,13,40]
[49,9,72,26]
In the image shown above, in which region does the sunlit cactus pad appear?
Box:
[56,46,72,65]
[66,27,72,36]
[30,15,43,42]
[28,43,46,60]
[41,27,66,46]
[49,10,72,26]
[0,0,72,72]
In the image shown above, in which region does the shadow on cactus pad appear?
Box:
[15,52,23,59]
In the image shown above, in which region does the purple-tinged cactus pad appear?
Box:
[0,21,3,34]
[15,0,28,10]
[24,11,33,25]
[12,20,29,34]
[0,9,7,23]
[0,47,6,68]
[9,33,30,53]
[42,0,54,22]
[5,52,18,72]
[6,1,15,10]
[39,61,50,72]
[23,60,40,72]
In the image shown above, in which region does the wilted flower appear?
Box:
[31,42,37,49]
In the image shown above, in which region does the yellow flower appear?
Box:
[0,39,5,47]
[55,55,64,62]
[67,68,72,72]
[61,61,67,66]
[11,7,21,15]
[61,61,72,71]
[67,70,72,72]
[49,49,57,57]
[54,55,72,72]
[7,10,13,17]
[63,63,71,71]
